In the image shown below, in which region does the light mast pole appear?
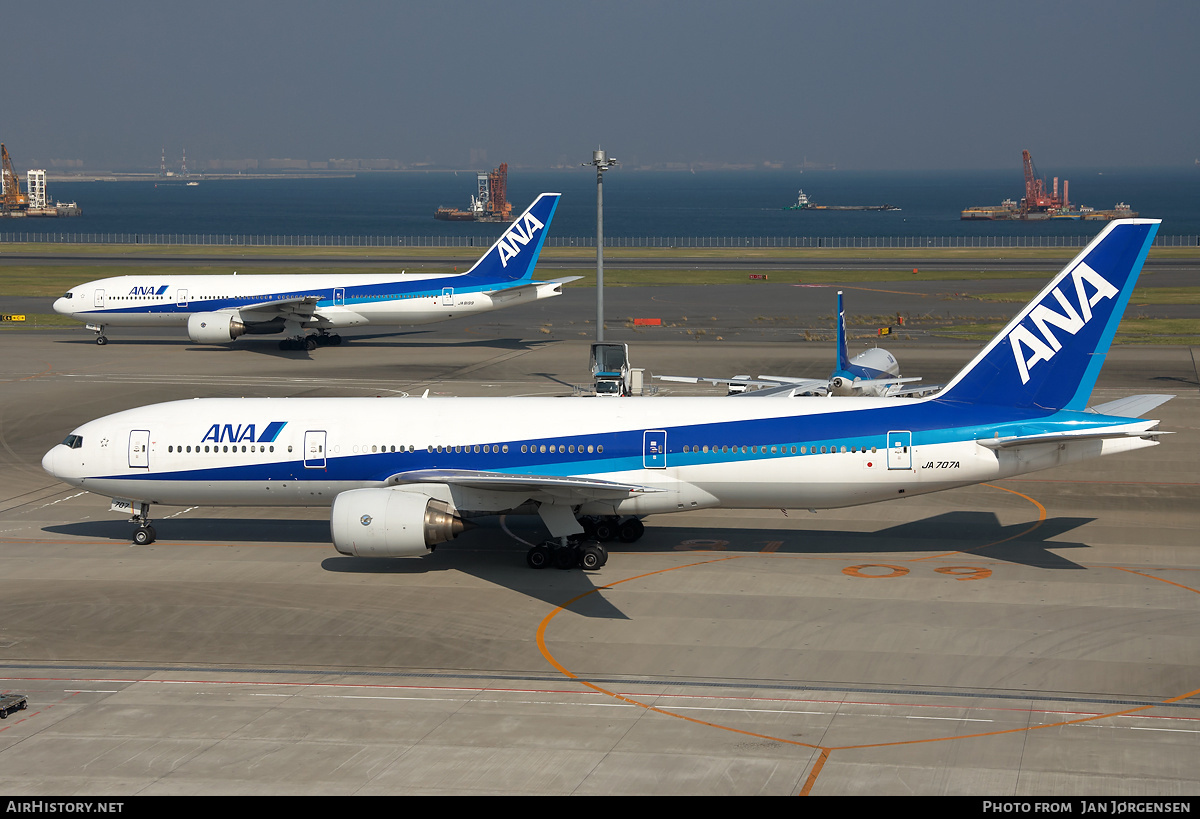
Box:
[584,149,618,341]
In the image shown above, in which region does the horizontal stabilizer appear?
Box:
[1087,394,1174,418]
[482,275,582,297]
[976,422,1165,449]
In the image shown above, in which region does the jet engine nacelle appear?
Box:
[830,376,856,396]
[187,312,247,344]
[331,488,467,557]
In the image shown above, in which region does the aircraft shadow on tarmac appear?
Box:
[55,332,549,358]
[44,509,1095,620]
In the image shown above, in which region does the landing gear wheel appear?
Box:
[618,518,645,543]
[133,525,156,545]
[96,335,108,346]
[304,336,318,351]
[329,334,343,346]
[580,542,606,571]
[592,516,618,542]
[527,543,551,570]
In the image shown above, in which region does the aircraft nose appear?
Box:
[52,297,69,315]
[42,445,59,477]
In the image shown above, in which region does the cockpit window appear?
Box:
[63,291,74,299]
[61,434,83,449]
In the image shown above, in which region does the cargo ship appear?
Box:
[785,189,899,211]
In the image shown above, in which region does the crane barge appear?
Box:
[961,150,1136,221]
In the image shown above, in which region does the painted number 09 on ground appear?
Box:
[843,564,993,580]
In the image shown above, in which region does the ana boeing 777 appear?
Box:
[52,193,572,350]
[42,219,1168,571]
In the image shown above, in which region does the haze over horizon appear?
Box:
[7,1,1198,172]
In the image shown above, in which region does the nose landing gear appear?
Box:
[86,323,108,345]
[127,502,156,544]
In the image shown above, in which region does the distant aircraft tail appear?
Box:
[463,192,561,282]
[934,218,1160,410]
[835,290,852,373]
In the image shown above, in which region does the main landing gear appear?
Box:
[527,537,608,571]
[524,516,646,571]
[278,332,342,351]
[579,515,645,544]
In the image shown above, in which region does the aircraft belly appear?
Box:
[91,312,188,327]
[79,479,372,507]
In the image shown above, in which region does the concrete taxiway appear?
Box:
[0,288,1198,795]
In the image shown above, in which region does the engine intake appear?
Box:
[331,488,467,557]
[188,312,247,344]
[830,376,854,396]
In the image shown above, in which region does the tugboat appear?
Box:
[785,189,899,211]
[784,189,812,210]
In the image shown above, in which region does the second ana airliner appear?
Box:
[42,220,1167,571]
[52,193,572,350]
[656,290,930,397]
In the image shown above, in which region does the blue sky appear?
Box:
[8,1,1198,170]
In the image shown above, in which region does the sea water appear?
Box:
[11,167,1199,240]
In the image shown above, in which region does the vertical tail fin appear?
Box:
[463,193,561,282]
[835,290,852,372]
[934,219,1160,410]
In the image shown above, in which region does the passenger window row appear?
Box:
[682,444,880,455]
[168,445,277,453]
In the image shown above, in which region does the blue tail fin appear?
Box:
[464,193,561,282]
[835,290,852,373]
[935,219,1160,410]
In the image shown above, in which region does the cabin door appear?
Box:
[887,430,912,470]
[177,288,189,307]
[128,430,150,469]
[643,430,667,469]
[304,430,327,469]
[441,287,454,306]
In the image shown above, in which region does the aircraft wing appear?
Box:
[384,468,666,502]
[655,374,830,393]
[732,383,822,398]
[233,294,326,321]
[884,381,941,397]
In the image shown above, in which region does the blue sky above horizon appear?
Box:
[8,1,1198,171]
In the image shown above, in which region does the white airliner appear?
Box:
[43,220,1168,572]
[656,290,931,397]
[52,193,573,350]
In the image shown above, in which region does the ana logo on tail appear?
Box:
[1008,262,1119,384]
[496,212,546,268]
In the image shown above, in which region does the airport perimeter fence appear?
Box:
[0,233,1197,248]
